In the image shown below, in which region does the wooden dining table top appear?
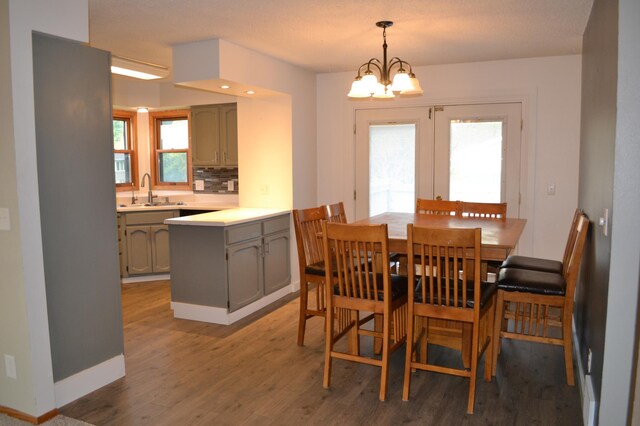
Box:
[353,212,527,261]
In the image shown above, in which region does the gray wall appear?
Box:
[577,0,640,422]
[32,33,124,381]
[575,0,618,405]
[599,0,640,421]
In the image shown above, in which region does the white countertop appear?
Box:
[165,208,290,227]
[116,202,238,213]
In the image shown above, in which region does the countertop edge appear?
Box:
[165,208,290,227]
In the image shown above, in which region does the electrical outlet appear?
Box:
[195,180,205,191]
[227,180,234,191]
[546,183,556,195]
[4,354,16,379]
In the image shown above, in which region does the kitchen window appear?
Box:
[113,110,138,191]
[150,110,192,190]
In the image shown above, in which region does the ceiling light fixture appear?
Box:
[245,90,256,95]
[348,21,423,99]
[111,55,169,80]
[220,85,231,89]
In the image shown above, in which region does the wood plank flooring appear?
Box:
[60,281,582,425]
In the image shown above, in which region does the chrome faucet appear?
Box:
[141,173,154,203]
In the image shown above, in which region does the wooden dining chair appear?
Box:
[322,222,408,401]
[460,202,507,220]
[402,225,495,414]
[326,201,347,223]
[292,206,329,346]
[416,198,462,216]
[491,213,589,385]
[500,208,582,274]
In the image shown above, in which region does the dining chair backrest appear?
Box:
[460,202,507,220]
[326,201,347,223]
[562,208,584,276]
[416,198,461,216]
[323,222,391,303]
[408,225,481,313]
[563,213,589,301]
[293,206,329,270]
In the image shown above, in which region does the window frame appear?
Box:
[113,109,138,192]
[149,109,192,191]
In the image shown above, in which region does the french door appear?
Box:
[355,103,522,220]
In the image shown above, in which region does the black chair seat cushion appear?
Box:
[497,267,566,296]
[500,255,563,275]
[305,261,327,276]
[414,277,496,308]
[333,273,408,301]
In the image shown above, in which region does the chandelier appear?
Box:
[347,21,423,99]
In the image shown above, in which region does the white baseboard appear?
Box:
[121,274,170,284]
[573,319,597,426]
[171,284,294,325]
[54,354,125,408]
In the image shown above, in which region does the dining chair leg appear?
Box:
[484,297,496,382]
[563,309,576,386]
[379,314,392,401]
[402,306,415,401]
[466,325,479,414]
[297,281,309,346]
[323,306,334,389]
[491,290,505,377]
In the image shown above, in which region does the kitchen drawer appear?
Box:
[226,222,261,245]
[125,211,176,225]
[262,214,289,235]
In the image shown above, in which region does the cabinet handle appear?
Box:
[264,242,269,255]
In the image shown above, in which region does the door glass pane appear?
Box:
[449,120,503,203]
[159,119,188,149]
[369,124,415,216]
[158,152,187,182]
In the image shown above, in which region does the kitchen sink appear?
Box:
[118,201,187,208]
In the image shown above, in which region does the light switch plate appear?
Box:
[195,180,205,191]
[227,180,234,191]
[0,208,10,231]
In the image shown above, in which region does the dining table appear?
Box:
[353,212,527,260]
[352,211,527,367]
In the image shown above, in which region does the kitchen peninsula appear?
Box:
[166,208,291,325]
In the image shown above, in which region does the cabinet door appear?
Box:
[126,226,152,275]
[220,104,238,166]
[227,239,263,312]
[150,225,171,273]
[192,106,221,166]
[263,231,291,295]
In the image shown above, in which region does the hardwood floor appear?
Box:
[61,281,582,425]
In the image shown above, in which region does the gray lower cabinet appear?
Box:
[225,214,290,311]
[169,213,291,314]
[121,210,178,276]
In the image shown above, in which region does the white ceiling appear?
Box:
[89,0,594,75]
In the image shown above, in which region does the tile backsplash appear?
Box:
[193,167,239,194]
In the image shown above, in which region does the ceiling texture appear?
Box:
[89,0,594,76]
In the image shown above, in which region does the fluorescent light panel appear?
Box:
[111,56,169,80]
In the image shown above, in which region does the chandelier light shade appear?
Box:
[348,21,423,99]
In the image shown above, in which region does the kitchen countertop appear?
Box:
[116,202,238,213]
[165,208,290,227]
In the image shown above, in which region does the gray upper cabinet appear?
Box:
[192,103,237,167]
